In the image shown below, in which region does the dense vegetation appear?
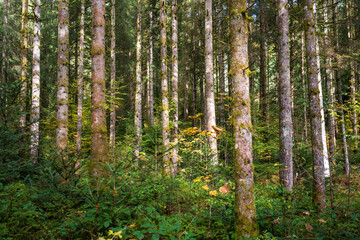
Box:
[0,0,360,239]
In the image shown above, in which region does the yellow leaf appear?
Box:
[209,190,218,196]
[202,185,209,190]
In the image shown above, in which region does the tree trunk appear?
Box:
[77,0,85,154]
[230,0,259,237]
[56,0,69,153]
[205,0,218,164]
[346,0,358,146]
[314,1,330,178]
[184,69,189,121]
[304,0,326,211]
[324,0,336,158]
[277,0,293,192]
[171,0,179,176]
[135,0,142,161]
[333,0,350,175]
[191,47,196,127]
[20,0,28,129]
[160,0,170,168]
[260,1,268,126]
[148,11,154,126]
[218,20,225,127]
[1,0,8,120]
[301,32,308,141]
[30,0,41,163]
[91,0,108,176]
[109,0,116,154]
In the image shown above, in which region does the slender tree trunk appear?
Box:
[109,0,116,154]
[148,11,154,126]
[260,1,268,125]
[30,0,41,163]
[205,0,218,164]
[332,1,349,175]
[324,0,336,158]
[184,69,189,121]
[191,48,196,127]
[56,0,69,154]
[346,0,358,146]
[171,0,179,176]
[314,1,330,178]
[304,0,326,211]
[218,15,225,127]
[135,0,142,161]
[160,0,170,168]
[1,0,8,120]
[277,0,293,192]
[301,32,308,141]
[77,0,85,154]
[91,0,108,176]
[230,0,259,237]
[20,0,28,129]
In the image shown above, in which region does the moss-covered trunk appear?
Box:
[135,0,142,162]
[30,0,41,163]
[109,0,116,155]
[56,0,69,153]
[230,0,259,237]
[91,0,108,176]
[276,0,293,192]
[20,0,28,129]
[304,0,326,211]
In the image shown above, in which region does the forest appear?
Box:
[0,0,359,239]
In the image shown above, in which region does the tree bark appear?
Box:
[324,0,336,158]
[333,0,350,175]
[56,0,69,153]
[191,47,196,127]
[230,0,259,237]
[171,0,179,176]
[110,0,116,154]
[20,0,28,129]
[304,0,326,211]
[205,0,218,164]
[184,69,189,121]
[148,11,154,126]
[277,0,293,192]
[91,0,108,176]
[260,1,268,125]
[30,0,41,163]
[346,0,358,146]
[314,1,330,178]
[1,0,8,121]
[135,0,142,161]
[301,32,308,141]
[160,0,170,168]
[77,0,85,154]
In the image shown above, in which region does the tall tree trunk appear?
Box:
[20,0,28,129]
[205,0,218,164]
[77,0,85,154]
[324,0,336,158]
[230,0,259,237]
[109,0,116,154]
[304,0,326,211]
[301,32,308,141]
[191,47,196,127]
[135,0,142,161]
[218,16,225,127]
[56,0,69,153]
[160,0,170,168]
[314,1,330,178]
[333,0,350,175]
[30,0,41,163]
[346,0,358,146]
[277,0,293,192]
[91,0,108,176]
[184,69,189,121]
[171,0,179,176]
[148,11,154,126]
[260,1,268,126]
[1,0,8,120]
